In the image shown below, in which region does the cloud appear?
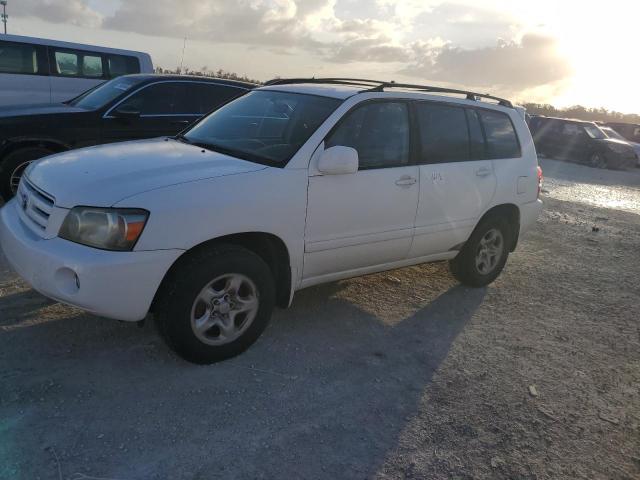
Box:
[10,0,102,27]
[402,34,572,92]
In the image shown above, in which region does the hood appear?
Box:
[0,103,87,119]
[25,138,267,208]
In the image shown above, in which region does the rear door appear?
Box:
[101,81,198,143]
[409,102,497,258]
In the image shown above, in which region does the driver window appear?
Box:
[326,102,410,170]
[118,82,188,116]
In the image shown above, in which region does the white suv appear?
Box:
[0,79,543,364]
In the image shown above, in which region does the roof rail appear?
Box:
[262,77,513,108]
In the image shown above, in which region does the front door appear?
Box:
[101,82,198,143]
[303,101,419,281]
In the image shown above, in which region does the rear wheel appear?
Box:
[449,217,511,287]
[0,147,54,200]
[155,245,276,364]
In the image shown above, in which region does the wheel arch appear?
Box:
[0,138,71,160]
[151,231,293,313]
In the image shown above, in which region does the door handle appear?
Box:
[475,167,492,177]
[395,176,417,186]
[171,120,191,126]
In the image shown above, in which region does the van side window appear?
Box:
[326,102,410,170]
[478,110,521,159]
[107,55,141,78]
[0,41,40,74]
[53,50,105,78]
[415,102,469,163]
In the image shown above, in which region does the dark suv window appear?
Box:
[326,102,410,169]
[478,110,520,159]
[119,82,191,115]
[415,102,469,163]
[0,41,40,74]
[188,84,245,114]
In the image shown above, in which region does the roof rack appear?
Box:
[263,77,513,108]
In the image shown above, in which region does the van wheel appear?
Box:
[155,245,276,364]
[0,147,54,200]
[449,217,510,287]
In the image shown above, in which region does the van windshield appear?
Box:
[69,77,142,110]
[182,90,342,166]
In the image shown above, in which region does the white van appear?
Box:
[0,34,153,106]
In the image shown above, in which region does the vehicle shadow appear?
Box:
[0,271,486,479]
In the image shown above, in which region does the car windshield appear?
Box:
[182,90,342,166]
[68,77,142,110]
[601,127,626,141]
[582,124,607,139]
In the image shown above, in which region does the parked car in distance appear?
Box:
[0,34,153,106]
[604,122,640,144]
[0,74,255,200]
[600,125,640,167]
[529,116,637,169]
[0,78,543,364]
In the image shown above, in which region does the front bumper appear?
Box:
[0,200,183,321]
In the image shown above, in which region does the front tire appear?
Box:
[0,147,54,200]
[155,245,276,364]
[449,217,511,287]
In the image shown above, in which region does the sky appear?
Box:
[5,0,640,113]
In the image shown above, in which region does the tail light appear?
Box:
[537,166,543,199]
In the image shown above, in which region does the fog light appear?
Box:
[54,268,81,296]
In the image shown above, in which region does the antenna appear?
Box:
[179,36,187,74]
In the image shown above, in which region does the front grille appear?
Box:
[17,178,55,232]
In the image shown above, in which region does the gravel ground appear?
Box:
[0,158,639,480]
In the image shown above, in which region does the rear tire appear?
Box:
[0,147,54,200]
[588,151,607,169]
[155,244,276,364]
[449,216,511,287]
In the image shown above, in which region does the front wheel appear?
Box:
[155,245,276,364]
[0,147,54,200]
[449,217,510,287]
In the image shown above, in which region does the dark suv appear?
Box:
[604,122,640,143]
[529,116,637,169]
[0,74,254,200]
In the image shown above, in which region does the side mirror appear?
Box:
[112,106,141,120]
[318,146,358,175]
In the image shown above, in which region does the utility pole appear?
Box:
[1,1,7,35]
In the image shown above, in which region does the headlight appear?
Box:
[607,143,630,155]
[59,207,149,251]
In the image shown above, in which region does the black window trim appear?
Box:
[103,80,251,119]
[0,40,49,76]
[323,98,415,171]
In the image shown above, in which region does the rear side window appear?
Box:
[326,102,410,170]
[415,102,469,163]
[0,41,40,74]
[107,54,140,78]
[188,84,245,114]
[478,110,521,159]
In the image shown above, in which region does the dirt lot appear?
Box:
[1,159,639,480]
